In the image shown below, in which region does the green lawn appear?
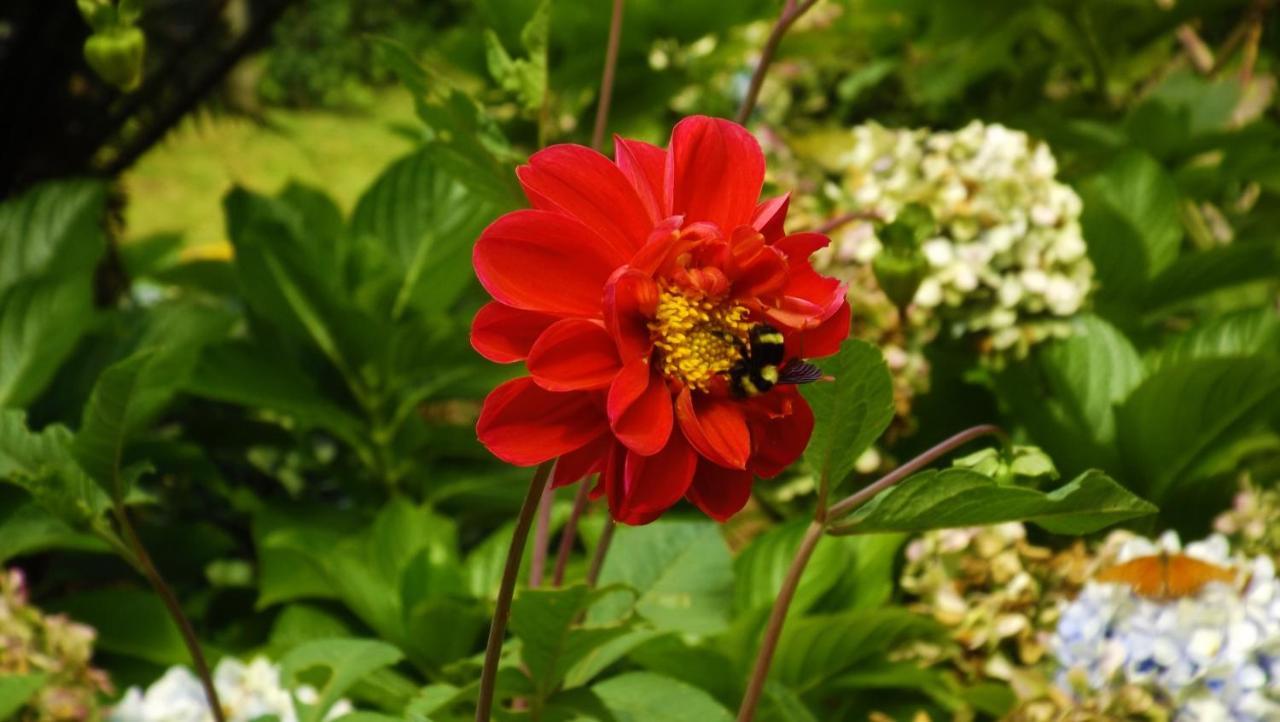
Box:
[124,89,418,259]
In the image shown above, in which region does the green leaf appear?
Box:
[50,588,189,665]
[733,520,847,617]
[349,147,502,316]
[73,352,152,501]
[0,672,46,720]
[0,501,107,562]
[1079,151,1181,302]
[0,276,94,408]
[800,339,895,490]
[772,610,942,692]
[0,179,105,296]
[591,672,734,722]
[835,468,1156,535]
[280,638,404,722]
[187,342,365,448]
[1143,239,1280,310]
[992,315,1142,474]
[1147,308,1280,372]
[483,0,548,113]
[1116,357,1280,499]
[510,584,633,700]
[589,519,734,635]
[563,629,665,689]
[0,410,110,525]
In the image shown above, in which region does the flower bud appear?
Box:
[83,26,145,91]
[872,203,933,309]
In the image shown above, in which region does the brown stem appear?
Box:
[734,0,820,124]
[475,461,554,722]
[1176,24,1215,75]
[734,424,1003,722]
[530,479,555,588]
[590,0,626,152]
[813,209,882,235]
[827,424,1003,520]
[586,517,617,587]
[115,508,225,722]
[552,482,593,586]
[735,520,823,722]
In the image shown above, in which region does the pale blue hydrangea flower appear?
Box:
[109,656,353,722]
[1052,532,1280,721]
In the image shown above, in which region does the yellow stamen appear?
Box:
[649,285,752,390]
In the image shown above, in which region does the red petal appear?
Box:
[675,387,750,470]
[517,144,651,258]
[607,358,673,456]
[527,318,621,391]
[748,388,814,478]
[788,300,851,359]
[686,459,754,521]
[477,378,606,466]
[752,193,790,242]
[615,136,668,223]
[473,210,625,317]
[666,116,765,232]
[728,229,788,300]
[471,302,557,363]
[774,232,829,262]
[603,268,659,363]
[613,430,698,525]
[552,432,613,488]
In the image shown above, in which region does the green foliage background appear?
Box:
[2,0,1279,720]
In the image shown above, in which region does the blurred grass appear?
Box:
[123,88,417,260]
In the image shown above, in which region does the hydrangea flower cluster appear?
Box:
[1,567,113,721]
[899,522,1091,686]
[1214,478,1280,560]
[109,656,353,722]
[818,120,1095,357]
[1052,531,1280,720]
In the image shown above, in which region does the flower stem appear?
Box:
[826,424,1004,520]
[590,0,625,152]
[475,460,554,722]
[735,519,823,722]
[114,507,225,722]
[586,517,617,587]
[734,0,820,124]
[734,424,1003,722]
[552,481,593,586]
[530,478,555,588]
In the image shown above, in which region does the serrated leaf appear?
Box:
[1116,357,1280,499]
[0,501,108,561]
[280,638,404,722]
[0,410,110,525]
[510,584,633,701]
[73,352,151,501]
[589,519,734,635]
[835,468,1155,535]
[591,672,733,722]
[800,339,895,491]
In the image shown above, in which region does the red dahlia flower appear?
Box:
[471,116,851,525]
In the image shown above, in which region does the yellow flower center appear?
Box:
[649,285,752,390]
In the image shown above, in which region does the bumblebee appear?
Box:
[727,324,824,397]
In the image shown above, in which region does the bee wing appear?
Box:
[1096,556,1166,598]
[778,361,824,385]
[1165,555,1236,598]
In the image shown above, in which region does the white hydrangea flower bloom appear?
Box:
[1051,532,1280,721]
[109,656,354,722]
[825,120,1095,357]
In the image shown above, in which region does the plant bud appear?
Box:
[83,26,145,91]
